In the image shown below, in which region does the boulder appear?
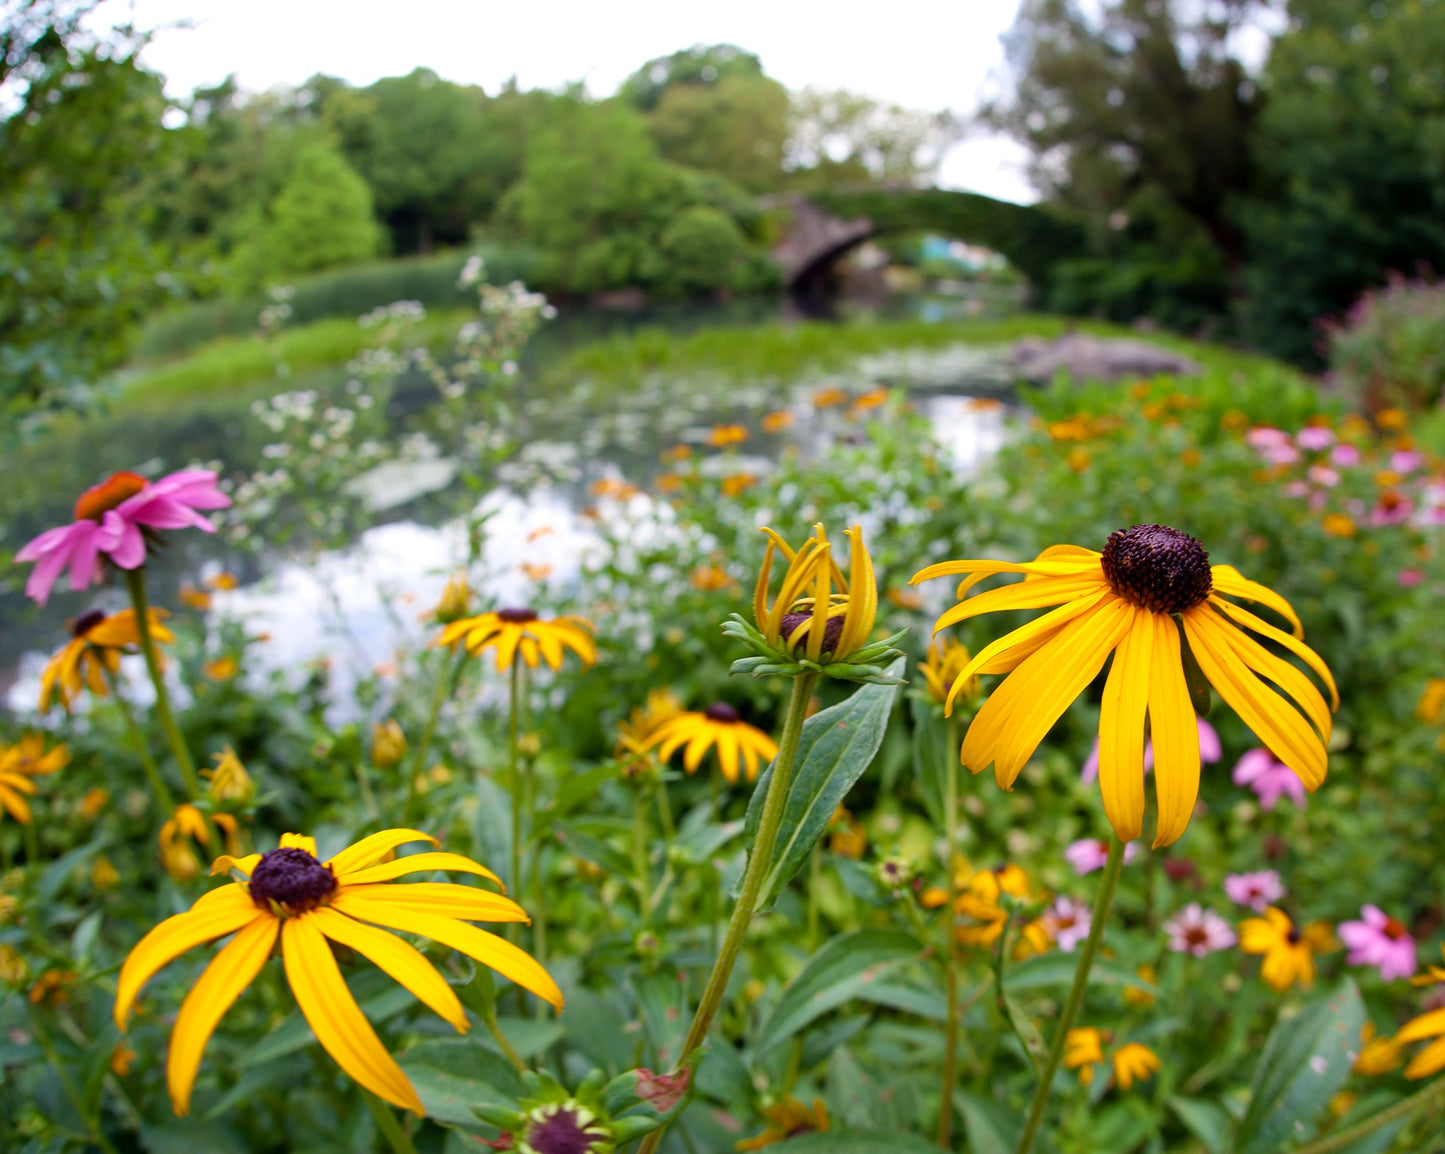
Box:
[1009,333,1201,383]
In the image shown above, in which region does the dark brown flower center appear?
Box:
[1287,927,1302,945]
[248,847,336,913]
[74,472,147,522]
[704,702,740,723]
[523,1105,607,1154]
[779,610,845,653]
[497,607,539,623]
[1184,926,1209,946]
[72,609,108,638]
[1384,916,1408,939]
[1100,524,1213,614]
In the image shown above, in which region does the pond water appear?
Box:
[1,297,1026,716]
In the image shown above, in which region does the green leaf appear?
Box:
[775,1134,942,1153]
[955,1089,1024,1154]
[1166,1096,1231,1154]
[396,1038,525,1127]
[999,991,1047,1076]
[1233,979,1364,1154]
[909,695,953,830]
[1004,952,1156,994]
[754,928,922,1055]
[239,973,413,1067]
[742,660,904,909]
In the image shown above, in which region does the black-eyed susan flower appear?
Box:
[159,804,212,882]
[437,607,595,673]
[203,749,254,805]
[1239,906,1319,991]
[736,1097,829,1150]
[430,571,473,624]
[615,689,683,759]
[913,525,1338,846]
[1111,1042,1161,1090]
[1354,1022,1403,1076]
[115,828,561,1116]
[0,735,66,824]
[38,608,174,713]
[370,720,407,769]
[647,704,778,785]
[728,523,902,683]
[1064,1027,1106,1085]
[918,637,977,707]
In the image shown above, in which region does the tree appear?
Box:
[620,43,765,111]
[647,73,790,193]
[784,88,960,190]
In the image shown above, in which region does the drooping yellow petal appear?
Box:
[337,883,529,923]
[281,915,425,1115]
[1148,614,1201,848]
[714,727,740,784]
[0,785,32,824]
[931,573,1108,635]
[1213,612,1333,741]
[310,908,467,1033]
[493,627,523,672]
[1096,606,1151,843]
[1210,565,1303,637]
[1208,597,1338,709]
[1404,1036,1445,1080]
[910,556,1099,589]
[167,914,279,1115]
[330,893,563,1012]
[338,852,504,890]
[1183,610,1327,789]
[327,829,440,877]
[115,889,266,1027]
[279,833,318,858]
[683,731,710,774]
[1397,1008,1445,1045]
[209,854,262,878]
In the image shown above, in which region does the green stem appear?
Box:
[480,1002,527,1074]
[407,649,459,824]
[655,779,675,840]
[938,749,961,1150]
[1291,1075,1445,1154]
[353,760,380,821]
[637,672,819,1154]
[362,1089,420,1154]
[101,666,175,813]
[806,843,821,952]
[29,1007,121,1154]
[508,660,522,895]
[122,569,201,799]
[23,820,40,873]
[1015,836,1126,1154]
[632,788,652,911]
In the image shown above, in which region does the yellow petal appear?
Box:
[115,889,265,1027]
[1210,565,1303,637]
[1097,605,1150,842]
[910,556,1098,588]
[209,854,262,878]
[1404,1035,1445,1080]
[167,915,279,1115]
[338,852,504,891]
[492,627,522,672]
[331,893,563,1012]
[932,574,1108,635]
[281,916,425,1115]
[1209,597,1338,710]
[310,907,467,1032]
[327,829,440,877]
[337,883,529,923]
[1148,614,1201,848]
[192,881,256,912]
[1211,607,1332,741]
[715,727,740,784]
[1183,610,1327,789]
[0,785,32,824]
[279,833,318,857]
[834,525,878,658]
[1397,1007,1445,1045]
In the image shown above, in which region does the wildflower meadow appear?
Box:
[2,272,1444,1154]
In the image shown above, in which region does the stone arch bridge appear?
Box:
[767,188,1085,298]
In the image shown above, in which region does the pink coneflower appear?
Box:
[1330,444,1362,467]
[1296,427,1336,451]
[1164,903,1236,956]
[1370,490,1414,526]
[1224,870,1285,913]
[1232,748,1306,811]
[1045,897,1092,952]
[1082,718,1220,785]
[1064,838,1141,875]
[1398,568,1425,587]
[1339,906,1417,981]
[17,470,230,606]
[1307,465,1340,488]
[1390,450,1424,473]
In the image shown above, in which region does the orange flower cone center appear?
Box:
[74,472,147,521]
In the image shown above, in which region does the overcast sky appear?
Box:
[94,0,1038,203]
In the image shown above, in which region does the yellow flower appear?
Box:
[0,943,28,985]
[159,804,211,882]
[761,410,794,433]
[204,748,254,805]
[1239,906,1317,991]
[1124,964,1157,1008]
[912,525,1337,846]
[812,386,848,409]
[615,689,683,758]
[851,386,890,413]
[1323,513,1357,538]
[1354,1022,1403,1076]
[115,828,562,1116]
[111,1045,137,1077]
[828,807,867,859]
[1417,679,1445,726]
[1112,1042,1161,1090]
[430,572,473,624]
[205,571,239,591]
[437,608,596,673]
[1376,408,1407,431]
[918,637,977,707]
[92,856,120,890]
[953,862,1038,947]
[0,734,65,822]
[179,584,213,610]
[1065,1026,1106,1085]
[691,563,735,593]
[39,608,174,713]
[753,523,879,664]
[80,787,110,820]
[1397,948,1445,1078]
[29,968,78,1006]
[707,423,748,448]
[371,720,408,769]
[721,471,759,497]
[736,1098,829,1150]
[648,705,779,785]
[203,656,237,681]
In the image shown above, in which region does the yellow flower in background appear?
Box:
[615,689,683,758]
[912,525,1337,847]
[1124,965,1157,1008]
[754,523,878,664]
[1322,513,1357,538]
[437,608,596,673]
[430,572,473,624]
[691,563,735,593]
[1240,907,1318,991]
[178,584,213,610]
[92,856,120,890]
[80,787,110,820]
[1397,947,1445,1079]
[110,1045,137,1077]
[812,386,848,408]
[761,410,794,433]
[204,749,254,805]
[721,472,759,497]
[707,423,748,448]
[1112,1042,1161,1090]
[0,943,29,985]
[953,862,1043,949]
[159,804,211,882]
[918,637,977,708]
[851,386,890,413]
[370,720,408,769]
[1,734,69,779]
[1417,679,1445,726]
[205,571,239,591]
[203,656,237,682]
[1065,1027,1106,1086]
[648,705,779,785]
[29,968,79,1006]
[1354,1022,1403,1076]
[828,806,867,859]
[39,608,174,713]
[736,1097,829,1150]
[115,828,561,1116]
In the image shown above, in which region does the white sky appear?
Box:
[93,0,1038,203]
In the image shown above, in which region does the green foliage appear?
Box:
[647,73,790,193]
[1322,274,1445,413]
[228,140,383,294]
[619,43,766,111]
[655,206,751,296]
[784,88,960,190]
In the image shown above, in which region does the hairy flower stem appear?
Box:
[508,660,523,897]
[937,743,962,1149]
[632,790,652,910]
[123,569,201,799]
[362,1089,420,1154]
[101,666,176,813]
[406,649,461,825]
[1015,836,1126,1154]
[638,672,820,1154]
[1292,1075,1445,1154]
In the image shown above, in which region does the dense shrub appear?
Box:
[1323,274,1445,415]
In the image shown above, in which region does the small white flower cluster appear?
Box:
[359,300,426,329]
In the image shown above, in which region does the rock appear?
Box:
[1009,333,1201,383]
